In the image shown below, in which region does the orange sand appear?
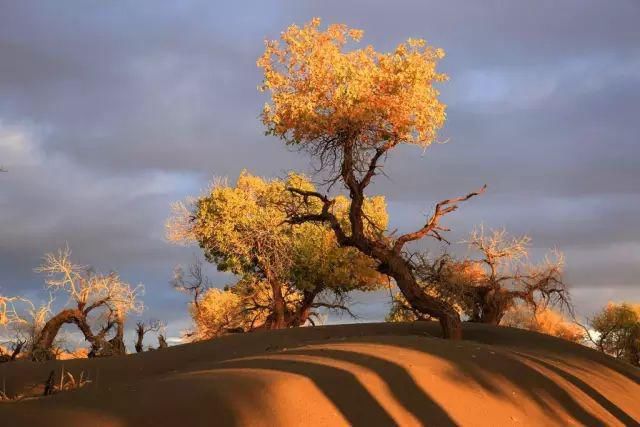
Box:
[1,322,638,426]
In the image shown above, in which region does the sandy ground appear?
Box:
[0,322,638,426]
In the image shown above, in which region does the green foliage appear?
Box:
[591,302,640,366]
[168,171,389,331]
[385,292,423,323]
[187,171,387,293]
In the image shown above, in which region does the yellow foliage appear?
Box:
[188,288,245,340]
[258,18,447,148]
[57,347,89,360]
[168,171,388,293]
[502,305,584,343]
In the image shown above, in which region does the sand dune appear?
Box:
[1,322,638,426]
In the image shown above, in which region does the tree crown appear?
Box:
[167,171,388,293]
[258,18,447,153]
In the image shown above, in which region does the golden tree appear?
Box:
[186,287,245,341]
[168,171,387,333]
[259,18,484,339]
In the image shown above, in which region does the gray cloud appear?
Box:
[1,1,638,339]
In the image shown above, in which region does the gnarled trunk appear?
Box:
[287,140,479,340]
[135,323,145,353]
[32,309,90,361]
[158,334,168,349]
[342,142,463,340]
[287,286,323,327]
[380,254,462,339]
[624,324,640,367]
[470,288,509,326]
[107,316,127,356]
[268,280,287,329]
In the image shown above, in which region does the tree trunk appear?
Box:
[135,324,145,353]
[624,324,640,367]
[269,281,287,329]
[477,300,503,325]
[287,287,322,327]
[32,309,89,361]
[107,316,127,356]
[158,334,168,349]
[382,256,462,339]
[475,289,508,325]
[340,142,463,339]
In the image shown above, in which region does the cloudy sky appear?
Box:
[1,1,638,343]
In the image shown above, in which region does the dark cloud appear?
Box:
[1,1,638,338]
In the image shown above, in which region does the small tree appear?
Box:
[585,302,640,367]
[259,18,483,339]
[386,229,570,328]
[167,172,387,332]
[30,247,143,361]
[134,320,162,353]
[461,228,570,324]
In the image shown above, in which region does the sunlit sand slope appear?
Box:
[1,322,638,426]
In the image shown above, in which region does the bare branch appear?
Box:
[394,185,487,252]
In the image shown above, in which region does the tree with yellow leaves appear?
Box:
[167,171,387,333]
[259,18,484,339]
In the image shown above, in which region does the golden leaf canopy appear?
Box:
[258,17,448,148]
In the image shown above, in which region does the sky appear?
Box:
[1,1,639,345]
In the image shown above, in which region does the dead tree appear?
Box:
[31,247,143,361]
[134,320,162,353]
[157,330,168,349]
[0,339,25,363]
[464,228,570,325]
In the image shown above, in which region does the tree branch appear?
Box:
[286,187,352,246]
[393,185,486,253]
[359,141,398,190]
[311,301,357,319]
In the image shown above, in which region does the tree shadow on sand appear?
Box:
[457,323,640,386]
[218,355,456,426]
[218,331,638,426]
[516,352,638,426]
[354,334,638,426]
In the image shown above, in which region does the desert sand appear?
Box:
[0,322,638,426]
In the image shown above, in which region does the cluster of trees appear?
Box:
[163,16,638,368]
[0,247,164,362]
[2,19,637,369]
[503,302,639,367]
